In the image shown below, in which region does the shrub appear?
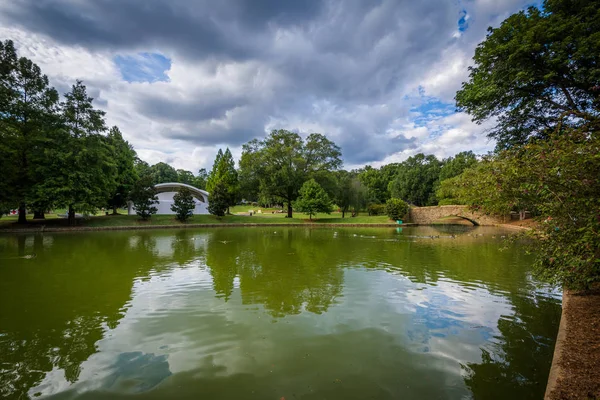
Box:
[129,175,158,220]
[367,203,385,216]
[385,198,409,221]
[171,187,195,222]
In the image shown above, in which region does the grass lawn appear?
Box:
[0,209,396,229]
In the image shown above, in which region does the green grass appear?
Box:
[0,210,396,229]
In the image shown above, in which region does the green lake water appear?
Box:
[0,226,561,400]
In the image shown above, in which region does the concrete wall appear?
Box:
[408,205,505,226]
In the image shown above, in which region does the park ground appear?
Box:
[0,205,398,229]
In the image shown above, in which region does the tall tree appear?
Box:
[0,39,61,223]
[45,81,116,224]
[389,154,442,206]
[206,149,224,192]
[106,126,137,214]
[456,0,600,148]
[206,148,239,213]
[239,130,342,218]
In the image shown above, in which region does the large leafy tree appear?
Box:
[450,126,599,290]
[0,39,61,223]
[176,169,195,186]
[239,130,342,218]
[456,0,600,149]
[37,81,116,225]
[333,170,354,218]
[106,126,137,214]
[389,154,442,206]
[150,162,178,184]
[357,163,399,204]
[294,179,332,220]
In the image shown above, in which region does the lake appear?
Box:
[0,226,561,399]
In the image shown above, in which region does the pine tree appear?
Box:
[208,181,228,217]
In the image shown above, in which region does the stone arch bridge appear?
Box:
[408,205,506,226]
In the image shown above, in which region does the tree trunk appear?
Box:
[287,202,293,218]
[309,214,312,220]
[18,203,27,224]
[519,210,526,220]
[112,206,118,215]
[33,210,45,220]
[342,209,345,218]
[68,205,75,226]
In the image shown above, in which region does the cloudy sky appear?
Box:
[0,0,535,172]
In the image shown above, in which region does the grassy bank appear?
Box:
[0,210,396,230]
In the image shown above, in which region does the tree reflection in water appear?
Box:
[0,227,560,399]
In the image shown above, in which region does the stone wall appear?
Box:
[408,205,506,226]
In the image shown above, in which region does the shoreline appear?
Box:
[0,221,528,234]
[0,222,410,234]
[545,287,600,399]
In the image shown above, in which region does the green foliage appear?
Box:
[293,179,332,220]
[0,39,61,222]
[456,0,600,149]
[193,168,208,190]
[207,148,239,211]
[333,170,353,218]
[389,154,442,206]
[367,204,386,216]
[208,181,229,217]
[150,162,178,184]
[357,164,398,204]
[439,151,478,181]
[35,80,117,224]
[106,126,137,214]
[239,130,342,217]
[385,198,409,221]
[129,175,158,220]
[450,127,599,290]
[134,158,151,179]
[176,169,195,186]
[171,187,195,222]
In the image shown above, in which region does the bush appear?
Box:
[367,203,386,216]
[385,198,409,221]
[129,175,158,220]
[171,187,195,222]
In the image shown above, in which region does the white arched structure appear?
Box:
[128,182,210,215]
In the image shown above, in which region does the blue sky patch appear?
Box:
[458,9,469,32]
[114,52,171,83]
[411,92,456,128]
